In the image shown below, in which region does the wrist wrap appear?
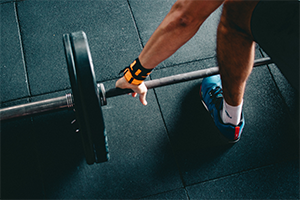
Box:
[121,58,152,85]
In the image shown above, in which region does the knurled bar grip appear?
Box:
[0,57,272,121]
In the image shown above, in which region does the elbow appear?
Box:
[163,12,200,32]
[178,14,195,27]
[168,2,203,29]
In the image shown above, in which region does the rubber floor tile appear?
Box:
[30,80,182,199]
[151,60,299,186]
[141,188,188,199]
[129,0,222,68]
[186,160,299,199]
[1,3,30,102]
[16,0,141,95]
[1,112,45,199]
[0,0,18,4]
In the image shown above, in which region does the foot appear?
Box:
[200,75,245,143]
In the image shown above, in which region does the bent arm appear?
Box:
[139,0,224,69]
[116,0,224,105]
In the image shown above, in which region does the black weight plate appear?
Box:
[69,31,109,164]
[63,33,96,164]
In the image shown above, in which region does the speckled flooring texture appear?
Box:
[1,0,299,199]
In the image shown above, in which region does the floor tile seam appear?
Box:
[14,1,31,97]
[159,56,217,70]
[138,186,187,199]
[259,49,299,133]
[186,163,274,188]
[1,73,150,104]
[28,89,72,102]
[126,0,145,49]
[151,81,188,188]
[0,96,30,106]
[97,76,123,84]
[1,88,72,105]
[29,87,72,98]
[185,159,299,188]
[0,1,10,5]
[100,74,194,192]
[185,187,191,200]
[90,56,216,85]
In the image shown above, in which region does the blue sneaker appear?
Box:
[200,75,244,143]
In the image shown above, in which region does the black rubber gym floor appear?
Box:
[1,0,299,199]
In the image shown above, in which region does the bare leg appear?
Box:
[217,0,259,106]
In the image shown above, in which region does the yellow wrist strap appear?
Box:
[122,58,152,85]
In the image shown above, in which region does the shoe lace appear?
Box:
[209,86,223,105]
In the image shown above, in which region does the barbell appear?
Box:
[0,31,273,164]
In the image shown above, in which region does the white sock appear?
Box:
[221,99,243,126]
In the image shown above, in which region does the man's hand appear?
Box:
[115,77,148,106]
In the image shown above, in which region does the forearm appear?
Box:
[139,0,224,69]
[139,12,201,69]
[116,0,223,105]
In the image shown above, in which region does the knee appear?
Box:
[217,17,245,41]
[218,0,258,38]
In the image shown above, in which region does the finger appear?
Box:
[139,92,147,106]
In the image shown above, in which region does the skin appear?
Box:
[116,0,224,105]
[116,0,259,108]
[217,0,259,106]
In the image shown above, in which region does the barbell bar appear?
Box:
[106,56,273,98]
[0,56,272,121]
[0,31,273,165]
